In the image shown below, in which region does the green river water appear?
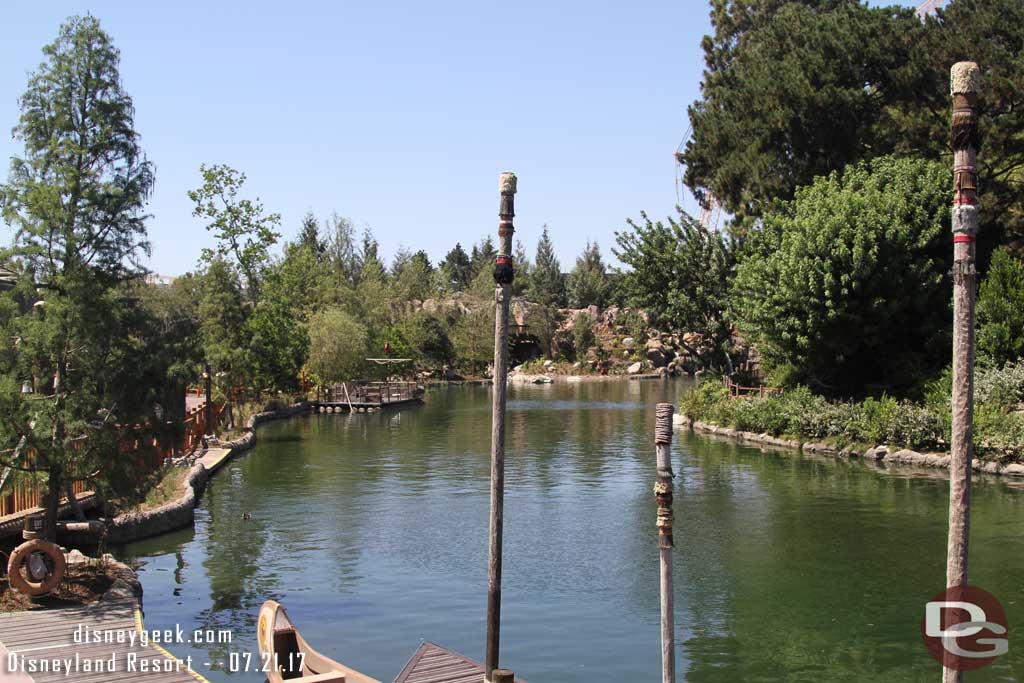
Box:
[124,379,1023,682]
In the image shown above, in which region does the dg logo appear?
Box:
[922,585,1009,671]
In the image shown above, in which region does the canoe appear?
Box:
[257,600,383,683]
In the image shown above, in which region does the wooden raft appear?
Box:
[0,598,207,683]
[393,642,524,683]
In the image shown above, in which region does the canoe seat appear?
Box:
[297,674,346,683]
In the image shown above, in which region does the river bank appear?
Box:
[123,378,1024,682]
[675,414,1024,479]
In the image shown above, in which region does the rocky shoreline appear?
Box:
[104,401,309,545]
[675,414,1024,478]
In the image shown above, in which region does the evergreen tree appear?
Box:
[469,236,497,279]
[356,226,387,284]
[978,249,1024,366]
[680,1,934,231]
[440,243,472,292]
[325,212,360,288]
[0,15,158,538]
[528,225,566,307]
[566,241,608,308]
[297,211,326,258]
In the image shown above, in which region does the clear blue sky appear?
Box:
[1,0,709,275]
[2,1,921,276]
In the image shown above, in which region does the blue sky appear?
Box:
[1,1,920,276]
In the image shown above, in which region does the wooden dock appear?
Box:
[0,598,208,683]
[315,381,424,412]
[394,642,524,683]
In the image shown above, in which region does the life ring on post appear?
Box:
[7,539,66,596]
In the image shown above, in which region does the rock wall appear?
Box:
[675,414,1024,478]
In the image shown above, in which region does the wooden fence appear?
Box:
[0,399,223,518]
[724,377,784,398]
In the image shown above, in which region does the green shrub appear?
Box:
[572,312,597,360]
[978,249,1024,366]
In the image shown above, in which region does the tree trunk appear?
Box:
[43,466,62,542]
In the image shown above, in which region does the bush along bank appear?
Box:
[679,371,1024,476]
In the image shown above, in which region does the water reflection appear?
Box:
[125,379,1024,683]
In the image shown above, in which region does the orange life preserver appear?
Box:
[7,539,66,596]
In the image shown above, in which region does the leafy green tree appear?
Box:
[567,241,608,308]
[265,241,329,322]
[189,164,281,300]
[402,310,453,369]
[731,156,950,394]
[247,296,307,394]
[440,243,472,292]
[529,225,566,307]
[614,209,735,371]
[453,306,495,375]
[0,15,157,538]
[978,249,1024,366]
[198,258,250,429]
[391,249,435,301]
[572,312,597,360]
[307,307,369,383]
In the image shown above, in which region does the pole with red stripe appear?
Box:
[944,61,980,683]
[486,172,517,683]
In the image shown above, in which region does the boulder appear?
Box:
[543,359,555,369]
[627,361,643,374]
[103,578,138,601]
[645,339,671,368]
[65,549,89,565]
[621,337,636,350]
[443,367,464,381]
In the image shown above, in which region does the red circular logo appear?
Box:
[921,585,1008,671]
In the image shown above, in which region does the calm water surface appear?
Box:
[125,379,1024,682]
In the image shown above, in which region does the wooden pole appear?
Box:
[204,362,213,436]
[945,61,981,683]
[654,403,676,683]
[486,172,517,682]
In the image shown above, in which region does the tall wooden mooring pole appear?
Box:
[655,403,676,683]
[944,61,981,683]
[486,172,517,683]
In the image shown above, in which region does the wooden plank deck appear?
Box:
[394,642,524,683]
[0,598,208,683]
[0,491,98,540]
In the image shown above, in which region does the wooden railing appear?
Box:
[322,381,421,406]
[0,399,224,518]
[724,377,783,398]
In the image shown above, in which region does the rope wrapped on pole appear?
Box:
[485,172,517,683]
[654,402,676,683]
[944,61,981,683]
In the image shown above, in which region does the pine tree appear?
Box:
[0,15,157,538]
[440,243,472,292]
[567,241,608,308]
[528,225,566,307]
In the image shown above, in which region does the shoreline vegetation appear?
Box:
[679,374,1024,473]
